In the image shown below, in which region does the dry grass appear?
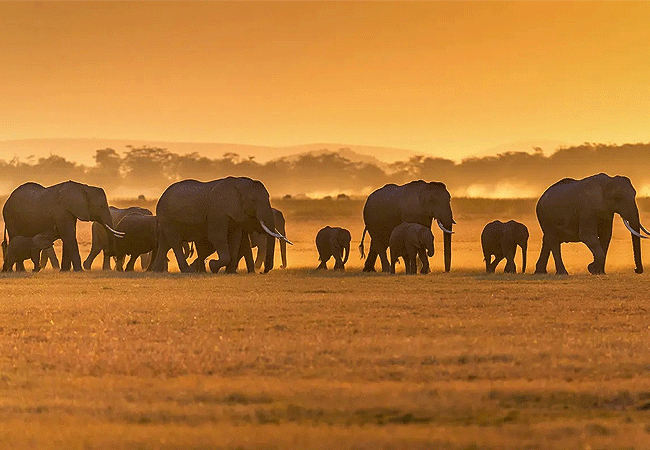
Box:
[2,198,650,449]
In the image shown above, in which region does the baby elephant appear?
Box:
[481,220,529,273]
[2,233,55,272]
[389,222,435,274]
[114,213,158,271]
[316,226,352,270]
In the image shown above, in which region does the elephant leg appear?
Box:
[485,254,494,273]
[254,237,266,271]
[597,219,613,270]
[59,225,82,271]
[101,252,112,270]
[362,239,379,272]
[238,233,255,273]
[83,240,102,270]
[534,236,552,274]
[408,249,418,275]
[390,256,397,274]
[114,255,126,271]
[208,224,237,274]
[504,247,517,273]
[549,240,568,276]
[190,239,213,273]
[379,248,390,273]
[140,251,152,271]
[39,250,49,270]
[125,255,137,272]
[582,226,606,275]
[419,250,430,274]
[317,255,328,270]
[333,248,345,271]
[47,248,60,270]
[16,260,26,272]
[225,232,248,274]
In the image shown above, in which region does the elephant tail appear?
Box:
[358,227,368,259]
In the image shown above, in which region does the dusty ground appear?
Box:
[2,198,650,449]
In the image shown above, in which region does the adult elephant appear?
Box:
[83,206,153,270]
[481,220,529,274]
[151,177,290,273]
[250,208,287,270]
[534,173,648,275]
[359,180,454,273]
[2,181,122,272]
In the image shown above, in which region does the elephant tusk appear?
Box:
[640,223,650,236]
[275,228,294,246]
[437,220,454,234]
[623,219,649,239]
[105,224,125,238]
[260,220,293,245]
[452,219,457,225]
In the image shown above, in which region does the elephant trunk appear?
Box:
[280,239,287,268]
[521,241,527,274]
[626,212,643,274]
[99,208,118,257]
[443,223,452,272]
[258,207,276,273]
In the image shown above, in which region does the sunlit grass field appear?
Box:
[2,197,650,449]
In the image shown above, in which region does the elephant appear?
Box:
[534,173,647,275]
[359,180,454,273]
[2,181,123,271]
[315,226,351,270]
[83,206,153,270]
[151,177,291,273]
[2,232,55,272]
[113,213,159,271]
[250,208,287,270]
[389,222,435,274]
[481,220,529,274]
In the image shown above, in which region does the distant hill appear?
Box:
[0,139,421,166]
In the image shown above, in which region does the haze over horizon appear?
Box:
[2,2,650,162]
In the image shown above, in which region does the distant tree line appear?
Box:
[1,143,650,198]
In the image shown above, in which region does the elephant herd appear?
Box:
[1,173,648,276]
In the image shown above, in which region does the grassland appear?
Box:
[2,198,650,449]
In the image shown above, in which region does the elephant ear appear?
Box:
[32,234,55,250]
[212,182,247,223]
[58,182,91,221]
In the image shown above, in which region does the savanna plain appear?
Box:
[2,197,650,449]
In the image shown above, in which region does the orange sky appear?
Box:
[2,1,650,160]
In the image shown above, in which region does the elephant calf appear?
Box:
[481,220,529,273]
[316,226,351,270]
[389,222,435,274]
[2,234,55,272]
[114,214,158,271]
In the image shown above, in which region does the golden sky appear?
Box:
[2,1,650,159]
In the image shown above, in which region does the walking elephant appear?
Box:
[2,232,55,272]
[114,213,159,271]
[250,208,287,270]
[481,220,528,274]
[316,226,351,270]
[359,180,454,273]
[151,177,290,273]
[389,222,435,274]
[534,173,647,275]
[2,181,123,271]
[83,206,153,270]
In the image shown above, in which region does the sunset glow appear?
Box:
[2,1,650,160]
